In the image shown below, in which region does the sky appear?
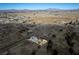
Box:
[0,3,79,10]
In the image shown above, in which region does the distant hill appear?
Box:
[0,8,79,13]
[0,9,31,13]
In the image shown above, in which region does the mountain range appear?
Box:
[0,8,79,13]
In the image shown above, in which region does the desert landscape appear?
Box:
[0,8,79,55]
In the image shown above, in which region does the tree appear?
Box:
[46,40,53,54]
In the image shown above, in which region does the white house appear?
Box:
[28,36,47,46]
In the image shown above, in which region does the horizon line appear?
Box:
[0,8,79,10]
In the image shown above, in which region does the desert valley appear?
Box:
[0,9,79,54]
